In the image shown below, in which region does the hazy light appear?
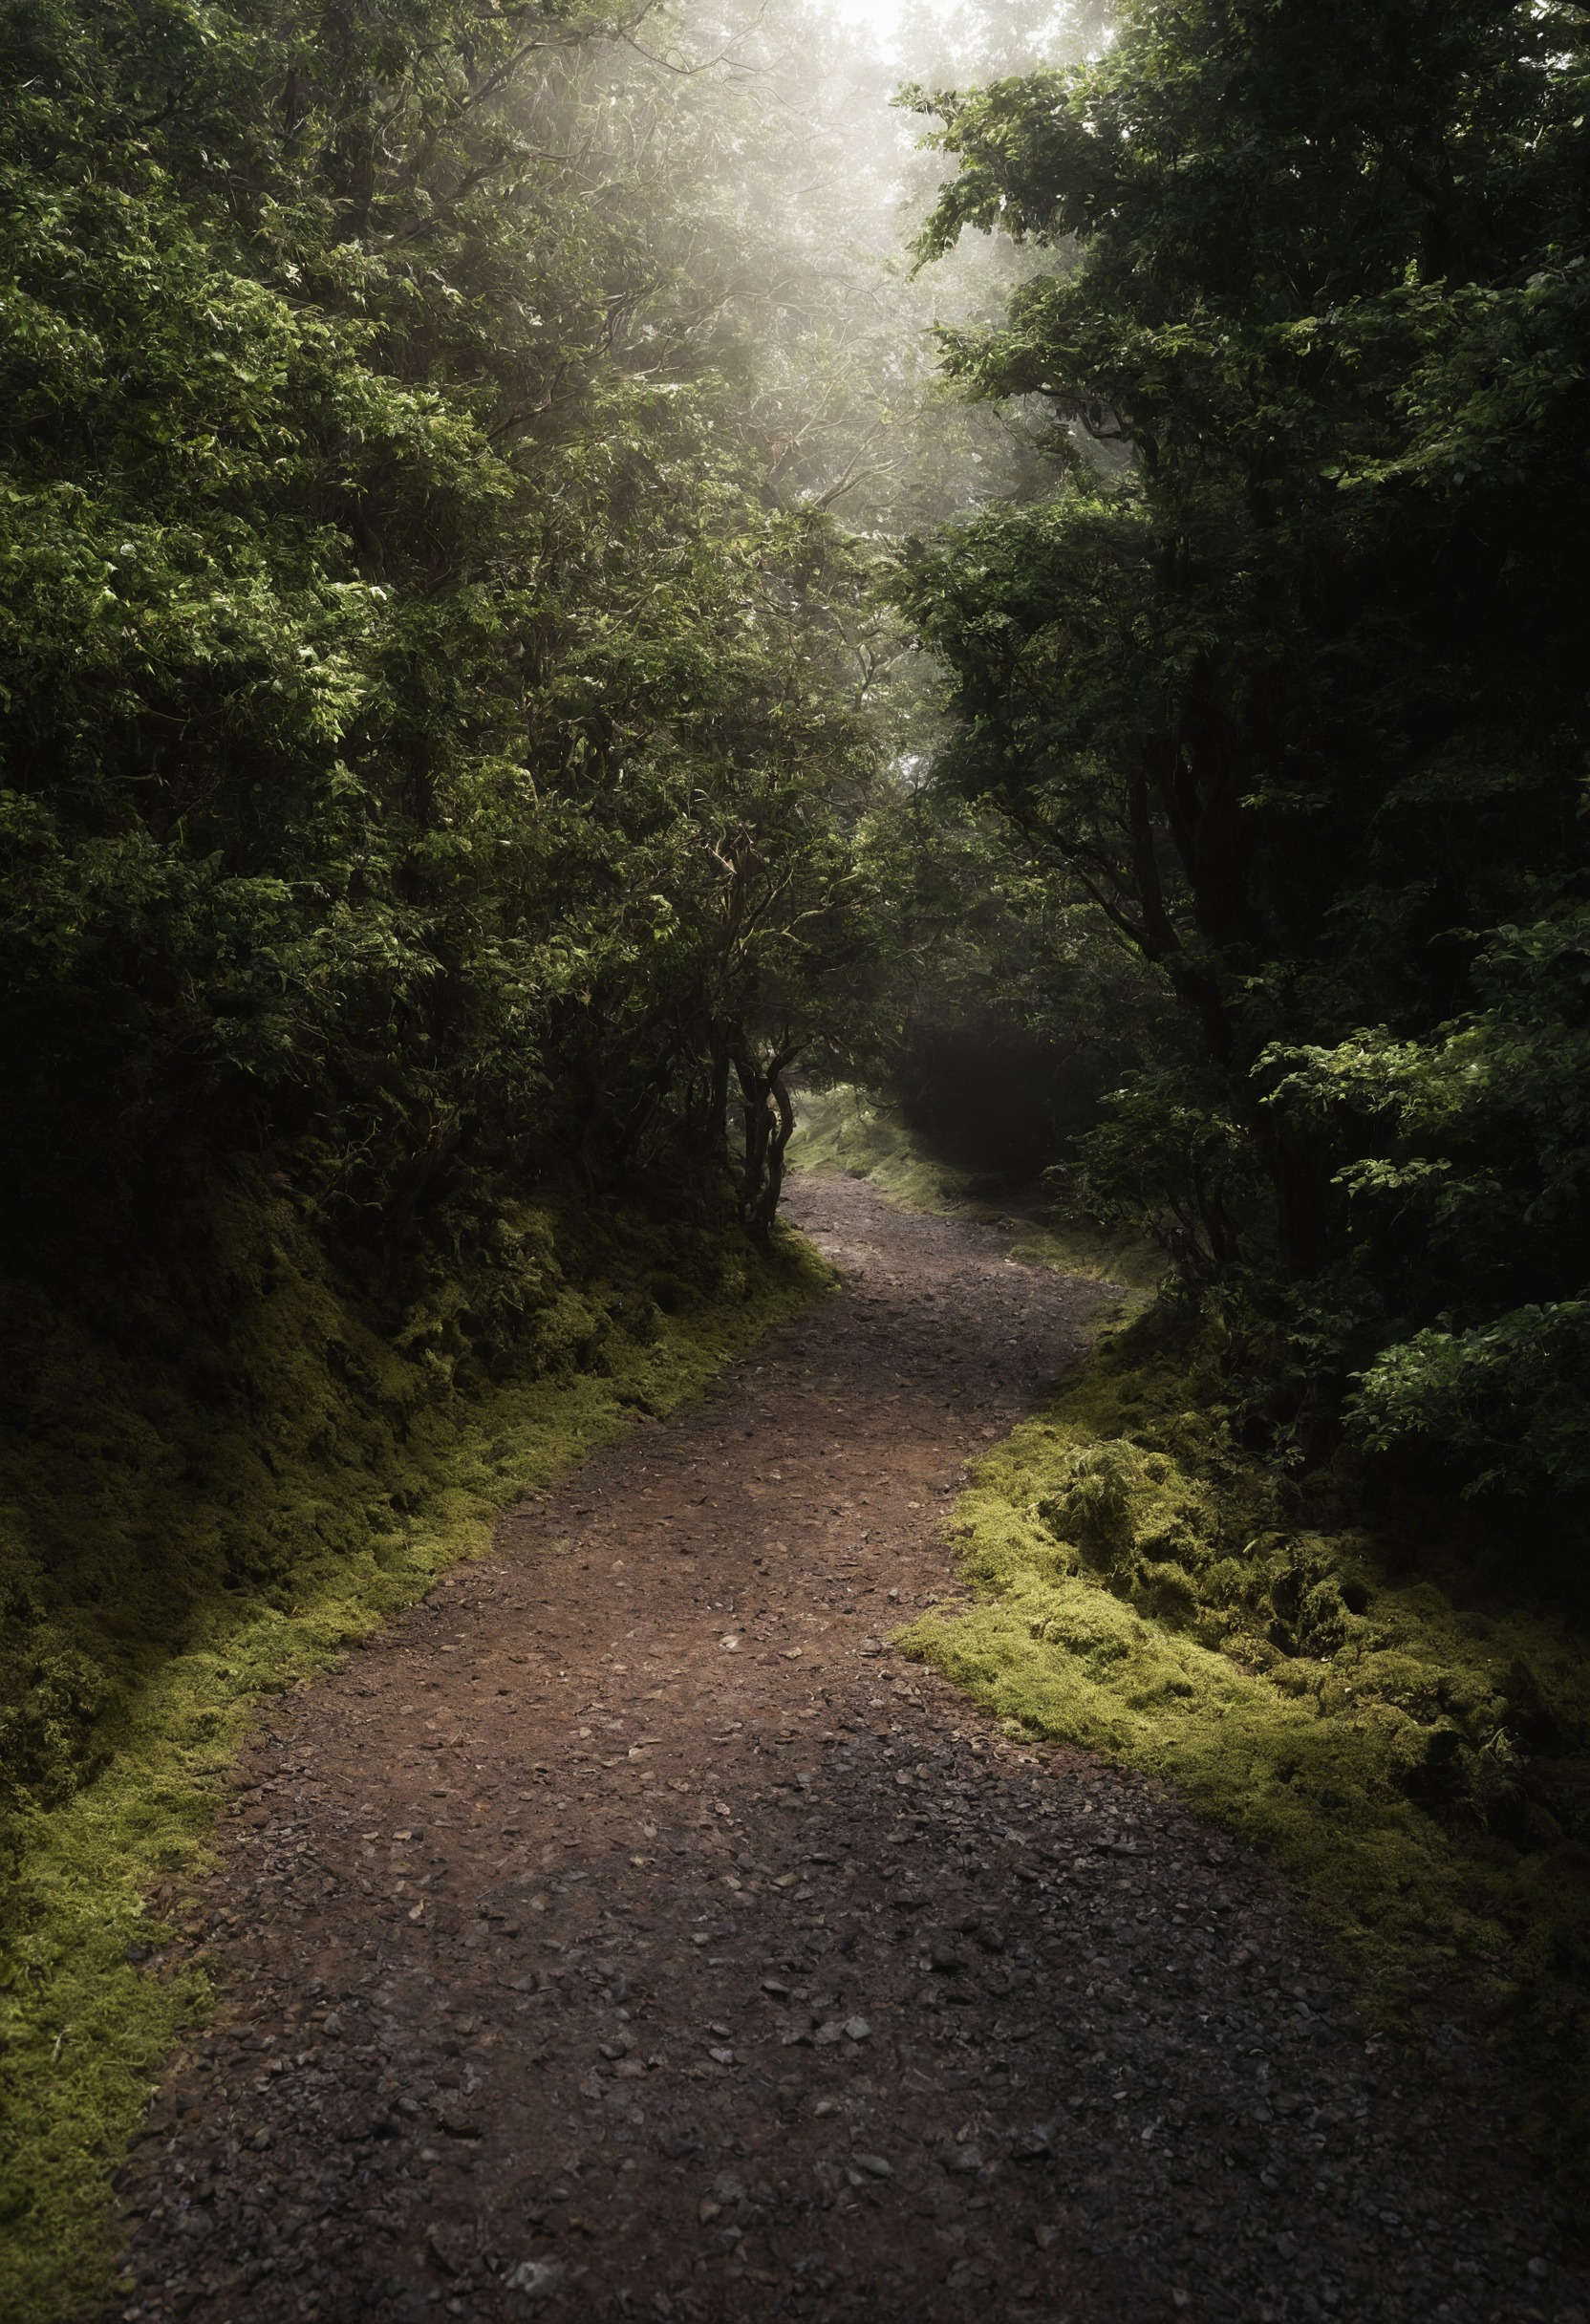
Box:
[830,0,911,59]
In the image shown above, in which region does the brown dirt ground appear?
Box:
[114,1178,1589,2324]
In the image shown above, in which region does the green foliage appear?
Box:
[802,767,1181,1187]
[896,0,1590,1492]
[903,1313,1590,2212]
[1348,1302,1590,1502]
[0,0,907,1258]
[1057,1067,1258,1287]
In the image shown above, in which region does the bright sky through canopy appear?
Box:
[830,0,910,58]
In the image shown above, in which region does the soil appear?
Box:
[115,1178,1589,2324]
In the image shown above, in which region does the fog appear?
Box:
[552,0,1104,542]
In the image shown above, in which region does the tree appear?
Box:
[895,0,1590,1481]
[0,0,912,1273]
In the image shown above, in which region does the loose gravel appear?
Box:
[113,1178,1589,2324]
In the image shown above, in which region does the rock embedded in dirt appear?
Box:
[113,1179,1587,2324]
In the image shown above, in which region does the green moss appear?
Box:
[900,1311,1590,2214]
[789,1084,1162,1289]
[0,1186,829,2324]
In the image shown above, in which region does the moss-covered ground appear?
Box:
[0,1183,827,2324]
[898,1305,1590,2216]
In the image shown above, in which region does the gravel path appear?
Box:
[115,1178,1588,2324]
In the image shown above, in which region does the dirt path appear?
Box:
[117,1180,1586,2324]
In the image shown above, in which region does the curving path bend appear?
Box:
[115,1178,1587,2324]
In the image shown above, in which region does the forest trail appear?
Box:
[116,1181,1584,2324]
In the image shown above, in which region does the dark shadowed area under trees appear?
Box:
[5,0,1590,2314]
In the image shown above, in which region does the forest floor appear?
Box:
[113,1179,1588,2324]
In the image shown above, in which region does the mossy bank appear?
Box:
[0,1179,827,2324]
[900,1307,1590,2214]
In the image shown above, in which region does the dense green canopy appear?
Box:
[899,0,1590,1494]
[0,0,913,1275]
[9,0,1590,1471]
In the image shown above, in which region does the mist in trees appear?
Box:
[0,0,1095,1278]
[6,0,1590,1501]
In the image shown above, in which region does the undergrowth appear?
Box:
[900,1307,1590,2215]
[0,1180,827,2324]
[789,1083,1162,1288]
